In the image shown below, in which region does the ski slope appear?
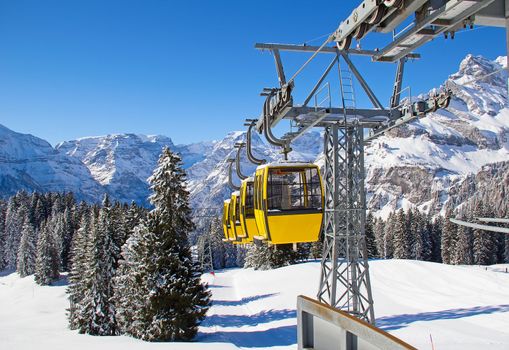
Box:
[1,260,509,349]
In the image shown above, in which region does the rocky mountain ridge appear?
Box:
[0,54,507,218]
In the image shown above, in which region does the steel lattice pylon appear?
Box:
[317,123,375,324]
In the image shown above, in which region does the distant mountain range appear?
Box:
[0,54,507,218]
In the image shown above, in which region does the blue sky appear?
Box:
[0,0,505,145]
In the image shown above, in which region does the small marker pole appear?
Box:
[430,334,435,350]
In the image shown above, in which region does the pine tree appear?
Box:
[244,243,271,269]
[393,210,408,259]
[505,235,509,263]
[34,222,60,285]
[365,212,378,258]
[117,148,210,341]
[383,212,395,259]
[34,197,47,229]
[236,245,247,267]
[60,207,75,271]
[209,216,228,269]
[68,210,92,330]
[373,217,385,258]
[310,234,323,260]
[451,211,473,265]
[441,209,456,264]
[294,243,310,262]
[405,209,416,259]
[16,222,37,277]
[83,195,119,336]
[430,215,443,262]
[50,212,65,271]
[0,201,7,270]
[243,243,297,270]
[472,200,496,265]
[114,224,148,335]
[411,209,426,261]
[4,196,24,270]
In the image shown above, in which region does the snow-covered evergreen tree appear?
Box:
[405,209,416,259]
[244,244,271,269]
[16,222,37,277]
[236,245,247,266]
[383,212,395,259]
[209,217,227,269]
[83,195,119,336]
[365,212,378,258]
[4,196,24,270]
[114,224,147,335]
[505,235,509,263]
[60,207,75,271]
[34,221,60,285]
[430,215,443,262]
[244,243,298,270]
[68,210,92,330]
[373,217,385,258]
[441,209,456,264]
[393,210,408,259]
[472,200,496,265]
[451,212,473,265]
[117,147,210,341]
[310,234,323,260]
[0,201,7,270]
[50,212,65,271]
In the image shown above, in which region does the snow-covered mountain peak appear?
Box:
[0,123,57,159]
[450,54,507,93]
[0,53,507,221]
[0,124,104,201]
[495,56,507,69]
[366,55,509,217]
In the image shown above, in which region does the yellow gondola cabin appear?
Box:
[222,199,235,241]
[239,177,257,244]
[253,163,324,244]
[230,191,247,243]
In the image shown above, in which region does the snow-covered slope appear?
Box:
[2,260,509,349]
[0,125,104,202]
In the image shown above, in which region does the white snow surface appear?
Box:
[1,260,509,349]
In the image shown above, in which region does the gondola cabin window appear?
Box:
[267,167,322,212]
[245,181,255,217]
[235,196,241,225]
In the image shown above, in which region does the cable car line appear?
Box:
[450,218,509,234]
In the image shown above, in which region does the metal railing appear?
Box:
[297,295,416,350]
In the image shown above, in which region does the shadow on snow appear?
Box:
[377,304,509,331]
[202,308,296,328]
[197,325,297,348]
[212,293,278,307]
[0,269,16,277]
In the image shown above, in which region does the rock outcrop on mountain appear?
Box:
[364,54,508,217]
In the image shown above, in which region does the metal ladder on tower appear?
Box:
[339,64,357,119]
